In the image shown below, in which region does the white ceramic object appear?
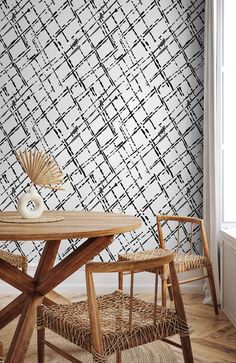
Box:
[17,186,45,219]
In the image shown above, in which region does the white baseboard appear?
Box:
[0,264,204,295]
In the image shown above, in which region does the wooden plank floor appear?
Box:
[169,294,236,363]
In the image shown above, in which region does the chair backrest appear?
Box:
[85,251,187,358]
[0,250,28,273]
[156,214,209,257]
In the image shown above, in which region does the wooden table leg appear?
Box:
[0,293,26,329]
[0,289,70,329]
[43,290,71,305]
[5,240,61,363]
[36,235,114,295]
[5,295,43,363]
[3,235,114,363]
[0,258,34,293]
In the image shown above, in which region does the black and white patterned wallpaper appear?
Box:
[0,0,205,262]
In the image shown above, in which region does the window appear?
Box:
[222,0,236,223]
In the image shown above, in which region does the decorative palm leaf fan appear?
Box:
[17,149,64,190]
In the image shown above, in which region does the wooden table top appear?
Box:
[0,211,142,240]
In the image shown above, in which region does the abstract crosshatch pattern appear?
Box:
[0,0,205,262]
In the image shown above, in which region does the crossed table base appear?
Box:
[0,211,141,363]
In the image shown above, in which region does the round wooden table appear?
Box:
[0,211,141,363]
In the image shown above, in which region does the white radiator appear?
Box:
[221,230,236,327]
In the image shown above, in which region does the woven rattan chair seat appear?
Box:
[173,252,211,272]
[119,249,211,277]
[37,290,189,357]
[0,250,28,272]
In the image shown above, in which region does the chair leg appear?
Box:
[116,351,121,363]
[169,259,194,362]
[118,271,123,291]
[167,277,173,301]
[180,334,194,363]
[37,326,45,363]
[0,341,3,362]
[118,255,123,291]
[161,278,167,306]
[206,266,219,315]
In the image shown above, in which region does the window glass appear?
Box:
[222,1,236,222]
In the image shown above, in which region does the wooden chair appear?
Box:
[37,250,194,363]
[118,214,218,314]
[0,250,28,273]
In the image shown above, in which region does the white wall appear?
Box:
[0,0,205,263]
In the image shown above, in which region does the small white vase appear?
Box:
[17,186,45,219]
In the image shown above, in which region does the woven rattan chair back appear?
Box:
[157,215,218,313]
[119,214,218,314]
[0,250,28,273]
[37,251,194,363]
[156,215,209,256]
